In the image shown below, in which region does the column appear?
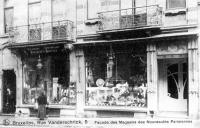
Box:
[15,56,23,107]
[147,43,158,115]
[188,38,199,119]
[75,48,85,117]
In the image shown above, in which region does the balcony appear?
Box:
[8,20,74,44]
[98,5,163,33]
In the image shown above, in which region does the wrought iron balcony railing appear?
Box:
[8,20,74,43]
[98,5,163,31]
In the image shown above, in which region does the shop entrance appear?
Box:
[158,58,188,114]
[2,70,16,114]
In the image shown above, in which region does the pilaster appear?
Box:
[188,38,199,119]
[74,48,85,117]
[147,43,158,115]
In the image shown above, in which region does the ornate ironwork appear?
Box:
[8,20,74,43]
[98,5,163,31]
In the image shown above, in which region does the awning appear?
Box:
[7,38,73,49]
[6,39,73,56]
[74,32,198,46]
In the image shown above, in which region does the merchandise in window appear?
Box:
[22,56,76,105]
[85,45,147,108]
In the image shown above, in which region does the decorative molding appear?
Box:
[157,41,187,55]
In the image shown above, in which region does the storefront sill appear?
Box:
[84,106,148,112]
[16,105,76,109]
[48,105,76,109]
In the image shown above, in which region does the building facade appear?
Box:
[0,0,76,117]
[0,0,200,119]
[74,0,200,119]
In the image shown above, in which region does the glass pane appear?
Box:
[4,8,13,33]
[29,2,41,24]
[85,45,147,108]
[87,0,100,19]
[183,63,188,99]
[52,0,67,21]
[167,64,178,99]
[23,56,74,105]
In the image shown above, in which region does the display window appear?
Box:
[22,55,76,105]
[85,45,147,108]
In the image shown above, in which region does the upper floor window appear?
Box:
[87,0,100,19]
[167,0,186,9]
[52,0,67,21]
[28,2,41,41]
[29,2,41,24]
[4,7,13,33]
[4,0,14,33]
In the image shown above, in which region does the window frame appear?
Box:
[28,1,41,41]
[86,0,101,20]
[4,7,14,34]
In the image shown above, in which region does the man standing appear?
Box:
[37,91,47,120]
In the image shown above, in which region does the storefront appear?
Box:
[7,42,76,116]
[74,32,199,118]
[84,43,147,108]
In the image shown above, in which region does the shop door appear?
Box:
[158,59,188,112]
[2,70,16,114]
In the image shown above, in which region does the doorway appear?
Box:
[2,70,16,114]
[158,58,188,114]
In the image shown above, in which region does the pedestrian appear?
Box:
[6,88,14,113]
[37,91,47,120]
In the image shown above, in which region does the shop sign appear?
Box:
[27,46,61,54]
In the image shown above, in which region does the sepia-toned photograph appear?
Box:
[0,0,199,127]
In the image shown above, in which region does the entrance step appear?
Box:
[158,111,188,118]
[0,113,15,116]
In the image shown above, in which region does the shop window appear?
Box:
[85,46,147,108]
[23,56,75,105]
[166,0,186,9]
